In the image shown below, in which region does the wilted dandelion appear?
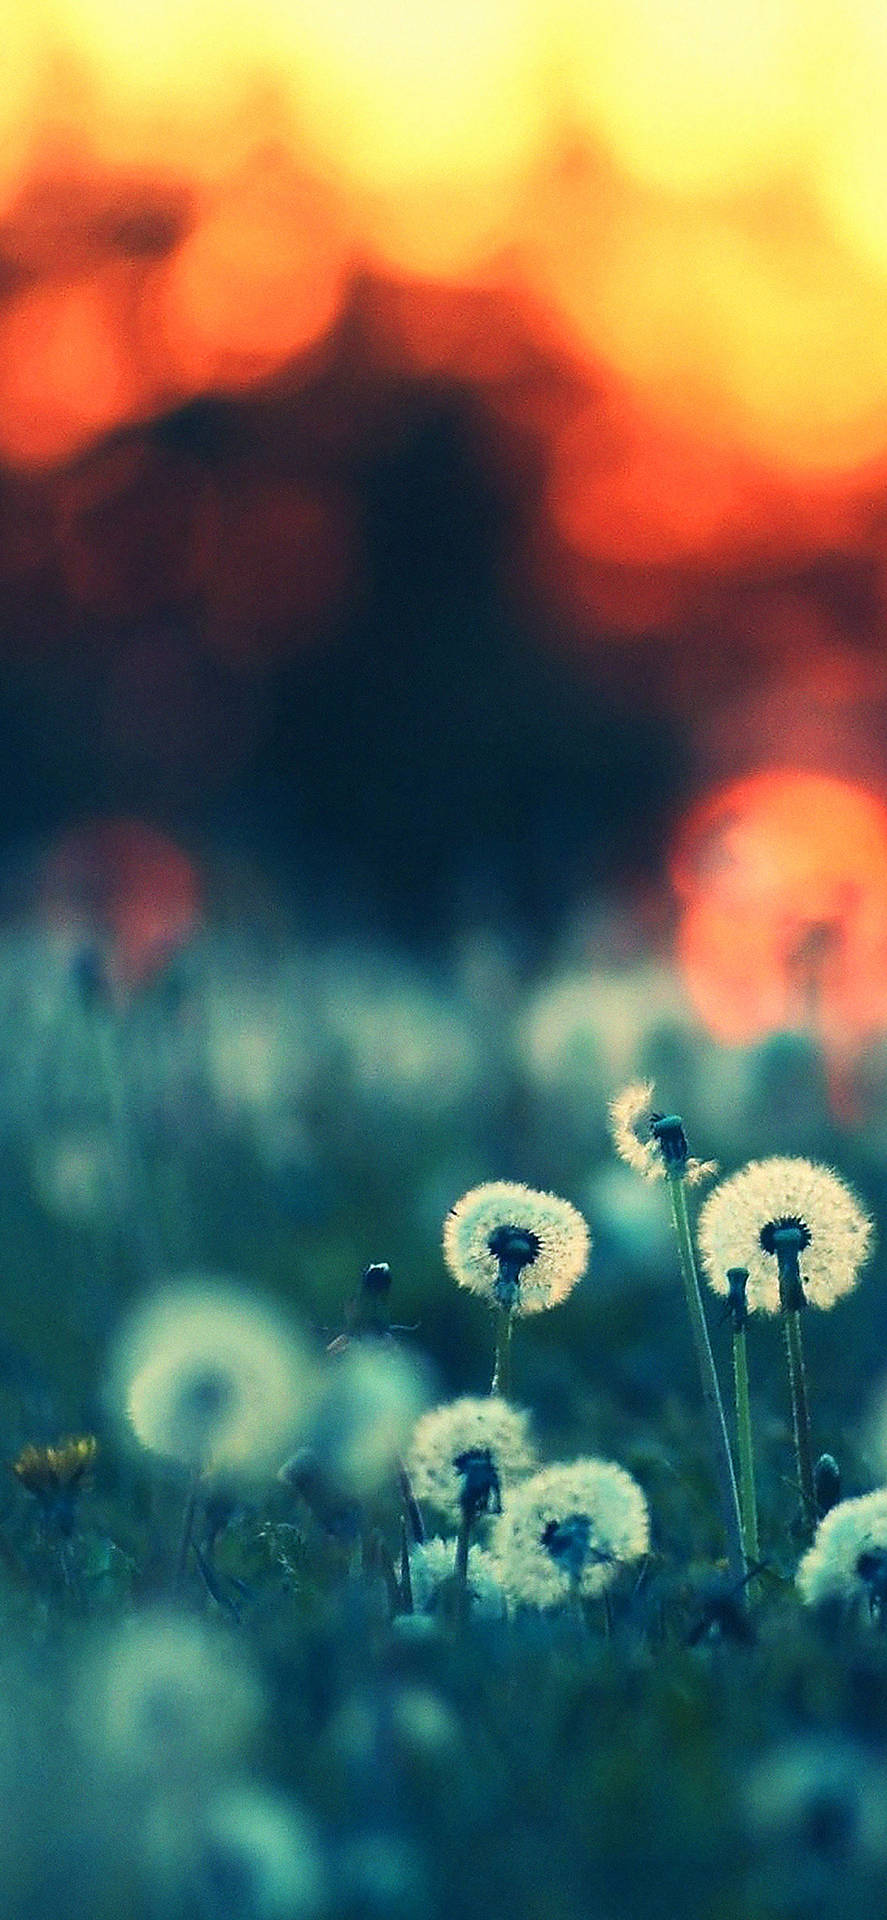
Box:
[608,1081,744,1593]
[609,1080,716,1186]
[490,1458,649,1610]
[797,1489,887,1614]
[111,1278,314,1479]
[81,1611,264,1776]
[406,1396,536,1528]
[443,1181,589,1394]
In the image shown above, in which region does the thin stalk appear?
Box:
[174,1469,200,1589]
[732,1325,759,1563]
[491,1304,512,1396]
[783,1308,816,1536]
[452,1513,472,1627]
[667,1172,747,1594]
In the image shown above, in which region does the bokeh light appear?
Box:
[671,770,887,1047]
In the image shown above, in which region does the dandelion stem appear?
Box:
[772,1226,817,1537]
[666,1171,747,1595]
[174,1469,200,1589]
[453,1513,472,1626]
[491,1304,512,1396]
[783,1308,816,1536]
[732,1325,759,1564]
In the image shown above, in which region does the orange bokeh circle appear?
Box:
[671,769,887,1045]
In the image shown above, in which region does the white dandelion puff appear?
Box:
[608,1081,716,1186]
[408,1537,508,1620]
[697,1157,873,1315]
[797,1490,887,1609]
[406,1396,536,1527]
[490,1458,649,1608]
[442,1181,590,1316]
[145,1785,325,1920]
[309,1343,431,1497]
[111,1277,315,1478]
[81,1612,264,1775]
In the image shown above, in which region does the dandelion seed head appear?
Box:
[145,1785,324,1920]
[744,1737,887,1869]
[408,1537,508,1619]
[490,1458,649,1607]
[796,1490,887,1607]
[309,1343,430,1497]
[608,1080,716,1185]
[82,1612,264,1775]
[443,1182,590,1314]
[698,1157,872,1314]
[111,1277,314,1477]
[193,1786,324,1920]
[406,1396,536,1526]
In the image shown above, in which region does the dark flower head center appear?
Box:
[759,1216,811,1257]
[649,1112,689,1172]
[180,1366,236,1430]
[541,1511,613,1583]
[488,1224,540,1308]
[453,1445,502,1519]
[760,1217,810,1310]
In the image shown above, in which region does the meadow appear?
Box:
[1,921,886,1920]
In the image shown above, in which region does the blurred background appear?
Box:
[2,0,887,1475]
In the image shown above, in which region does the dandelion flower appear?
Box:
[81,1611,264,1774]
[797,1490,887,1610]
[609,1080,716,1186]
[111,1277,314,1477]
[308,1343,430,1497]
[191,1786,325,1920]
[408,1537,508,1619]
[406,1396,536,1527]
[13,1434,97,1498]
[443,1182,589,1316]
[490,1458,649,1608]
[697,1157,872,1315]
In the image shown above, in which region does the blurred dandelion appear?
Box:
[111,1277,314,1479]
[796,1489,887,1614]
[81,1611,264,1776]
[13,1434,97,1534]
[188,1784,325,1920]
[490,1458,648,1610]
[308,1342,430,1499]
[443,1180,589,1395]
[744,1737,887,1910]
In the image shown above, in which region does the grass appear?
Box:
[0,931,885,1918]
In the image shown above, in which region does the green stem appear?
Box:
[452,1513,472,1627]
[174,1469,200,1589]
[491,1304,513,1396]
[667,1173,747,1595]
[732,1325,759,1564]
[782,1308,816,1537]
